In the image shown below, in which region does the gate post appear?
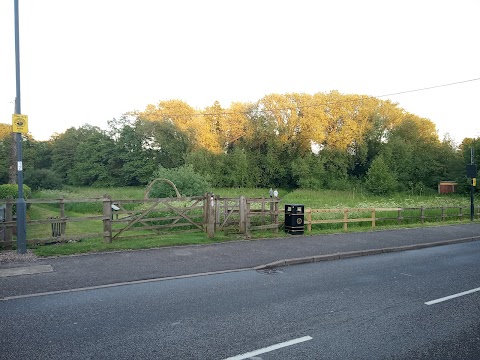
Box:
[206,193,215,238]
[239,196,246,234]
[215,196,220,231]
[102,195,112,243]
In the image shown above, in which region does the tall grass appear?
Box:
[281,189,470,209]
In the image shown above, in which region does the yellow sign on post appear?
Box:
[12,114,28,133]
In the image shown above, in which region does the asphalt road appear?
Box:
[1,241,480,359]
[2,223,480,300]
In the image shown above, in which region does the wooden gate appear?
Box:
[214,196,244,232]
[107,196,205,241]
[213,196,279,235]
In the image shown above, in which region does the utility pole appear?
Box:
[14,0,27,253]
[470,147,475,221]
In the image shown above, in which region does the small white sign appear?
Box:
[17,161,23,171]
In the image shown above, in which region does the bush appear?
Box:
[0,184,32,214]
[0,183,32,200]
[24,169,63,190]
[148,165,210,198]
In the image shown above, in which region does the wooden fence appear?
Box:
[0,195,280,248]
[305,206,480,232]
[2,197,478,248]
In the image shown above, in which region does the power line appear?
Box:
[374,77,480,99]
[141,77,480,118]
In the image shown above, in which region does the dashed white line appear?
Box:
[425,287,480,305]
[224,336,313,360]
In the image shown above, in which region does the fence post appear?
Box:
[239,196,246,234]
[441,207,445,222]
[371,208,376,228]
[59,196,66,236]
[261,197,266,225]
[102,195,112,243]
[245,200,251,238]
[206,194,215,238]
[343,209,348,232]
[420,207,425,224]
[274,199,279,233]
[307,208,312,232]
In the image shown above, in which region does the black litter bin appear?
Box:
[285,204,304,235]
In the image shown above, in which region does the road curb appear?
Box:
[255,236,480,270]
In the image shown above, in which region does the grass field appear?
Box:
[5,186,476,257]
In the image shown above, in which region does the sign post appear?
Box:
[13,0,27,254]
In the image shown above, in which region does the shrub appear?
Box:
[0,183,32,200]
[0,184,32,214]
[148,165,210,198]
[24,169,63,190]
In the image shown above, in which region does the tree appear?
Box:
[291,153,326,189]
[109,116,158,185]
[365,156,397,195]
[381,115,444,190]
[69,130,120,187]
[141,119,191,169]
[50,125,120,186]
[50,126,103,184]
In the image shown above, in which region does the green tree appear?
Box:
[69,130,120,187]
[51,126,103,184]
[291,153,326,189]
[365,156,397,195]
[24,169,63,190]
[109,116,158,185]
[141,119,191,169]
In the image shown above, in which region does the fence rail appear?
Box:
[0,195,281,248]
[2,197,478,248]
[305,206,480,232]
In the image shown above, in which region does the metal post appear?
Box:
[471,147,475,222]
[14,0,27,253]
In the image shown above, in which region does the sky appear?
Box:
[1,0,479,144]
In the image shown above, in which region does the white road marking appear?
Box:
[425,287,480,305]
[224,336,313,360]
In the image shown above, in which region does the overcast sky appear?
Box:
[1,0,479,144]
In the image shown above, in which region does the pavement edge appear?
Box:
[254,236,480,270]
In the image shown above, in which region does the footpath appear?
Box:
[1,223,480,300]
